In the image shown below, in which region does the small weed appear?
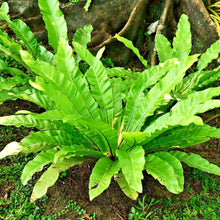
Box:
[0,126,31,146]
[0,155,47,220]
[59,171,67,179]
[129,196,159,220]
[43,199,95,220]
[101,58,114,68]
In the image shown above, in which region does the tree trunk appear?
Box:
[2,0,219,66]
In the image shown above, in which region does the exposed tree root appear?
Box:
[94,0,150,50]
[4,0,219,65]
[150,0,174,66]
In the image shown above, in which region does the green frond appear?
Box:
[123,115,203,148]
[197,38,220,71]
[172,14,192,59]
[170,151,220,175]
[124,58,181,132]
[0,2,9,21]
[73,42,113,125]
[31,158,84,202]
[116,146,145,193]
[143,124,220,151]
[0,114,58,130]
[20,130,86,153]
[21,148,57,185]
[38,0,68,51]
[73,24,93,48]
[54,145,103,163]
[55,38,101,119]
[116,172,138,200]
[0,37,23,65]
[89,157,120,200]
[9,86,55,110]
[145,152,184,194]
[111,78,123,130]
[8,19,41,57]
[21,50,100,119]
[115,34,149,68]
[155,34,173,62]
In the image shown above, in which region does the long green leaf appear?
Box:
[142,88,220,140]
[73,24,93,48]
[169,151,220,175]
[54,145,103,163]
[55,38,101,119]
[89,157,120,200]
[115,34,149,68]
[116,172,138,200]
[9,86,55,110]
[21,148,57,185]
[20,130,84,152]
[55,38,76,78]
[123,114,204,148]
[31,157,83,202]
[145,152,184,194]
[0,2,9,21]
[197,66,220,89]
[0,37,23,65]
[172,14,192,59]
[21,50,98,118]
[155,34,173,62]
[0,76,29,91]
[111,78,123,130]
[116,146,145,193]
[73,42,113,125]
[171,87,220,115]
[0,114,57,129]
[143,124,220,151]
[0,142,22,159]
[38,0,68,51]
[8,19,41,57]
[197,38,220,71]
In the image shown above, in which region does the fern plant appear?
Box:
[0,0,220,202]
[154,14,220,95]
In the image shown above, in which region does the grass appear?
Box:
[0,154,96,220]
[0,154,47,219]
[129,169,220,220]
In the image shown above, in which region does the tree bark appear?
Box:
[2,0,219,66]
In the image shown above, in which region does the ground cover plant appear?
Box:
[129,168,220,220]
[0,0,220,205]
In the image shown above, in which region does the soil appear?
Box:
[0,99,219,219]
